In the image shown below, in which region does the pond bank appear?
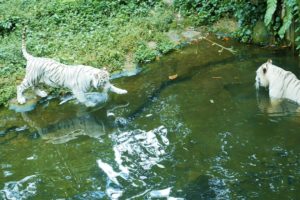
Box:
[0,1,293,106]
[1,38,300,199]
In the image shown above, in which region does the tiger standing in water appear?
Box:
[17,27,127,107]
[255,59,300,105]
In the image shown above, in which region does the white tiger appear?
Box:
[17,28,127,107]
[255,59,300,105]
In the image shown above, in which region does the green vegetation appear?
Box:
[0,0,299,106]
[0,0,179,105]
[174,0,299,45]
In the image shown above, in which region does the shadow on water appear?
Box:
[1,38,300,199]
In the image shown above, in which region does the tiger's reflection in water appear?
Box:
[20,100,124,144]
[22,113,105,144]
[256,89,300,117]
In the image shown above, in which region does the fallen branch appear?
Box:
[199,36,237,54]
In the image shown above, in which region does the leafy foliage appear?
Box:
[0,16,20,35]
[174,0,266,43]
[175,0,300,53]
[0,0,179,106]
[233,1,266,43]
[263,0,299,51]
[264,0,277,26]
[278,1,293,39]
[174,0,234,25]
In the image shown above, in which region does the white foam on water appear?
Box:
[97,160,121,185]
[97,126,174,199]
[167,197,185,200]
[106,187,123,200]
[149,187,172,198]
[0,175,38,200]
[111,126,169,170]
[26,154,38,161]
[3,171,13,177]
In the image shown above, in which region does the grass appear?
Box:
[0,0,184,106]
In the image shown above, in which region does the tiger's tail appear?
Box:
[22,26,31,60]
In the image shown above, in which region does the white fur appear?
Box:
[17,58,127,107]
[255,60,300,105]
[17,30,127,107]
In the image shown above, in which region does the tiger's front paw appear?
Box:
[85,101,97,107]
[17,96,26,104]
[118,89,127,94]
[36,90,48,98]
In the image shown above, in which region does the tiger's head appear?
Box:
[92,68,110,89]
[255,59,273,90]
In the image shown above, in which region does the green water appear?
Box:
[1,39,300,199]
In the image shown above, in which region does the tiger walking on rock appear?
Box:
[17,28,127,107]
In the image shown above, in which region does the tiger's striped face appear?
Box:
[255,60,271,89]
[92,69,110,89]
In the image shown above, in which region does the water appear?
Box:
[1,38,300,199]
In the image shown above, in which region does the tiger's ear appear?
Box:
[263,63,269,74]
[263,67,267,74]
[263,59,272,74]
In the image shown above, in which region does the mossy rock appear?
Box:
[212,18,239,35]
[252,21,270,44]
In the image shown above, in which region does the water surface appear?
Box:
[1,38,300,199]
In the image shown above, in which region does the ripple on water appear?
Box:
[97,126,176,199]
[0,175,39,200]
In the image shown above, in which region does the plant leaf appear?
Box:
[278,2,293,39]
[264,0,277,26]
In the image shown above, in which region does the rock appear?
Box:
[110,53,142,80]
[166,30,181,45]
[85,92,108,105]
[181,29,201,41]
[252,21,270,44]
[9,96,38,113]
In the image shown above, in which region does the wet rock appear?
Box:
[252,21,270,44]
[114,117,128,127]
[9,96,38,113]
[166,30,181,45]
[181,29,201,41]
[86,92,108,105]
[59,92,108,106]
[110,53,142,80]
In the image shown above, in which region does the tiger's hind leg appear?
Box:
[17,79,31,104]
